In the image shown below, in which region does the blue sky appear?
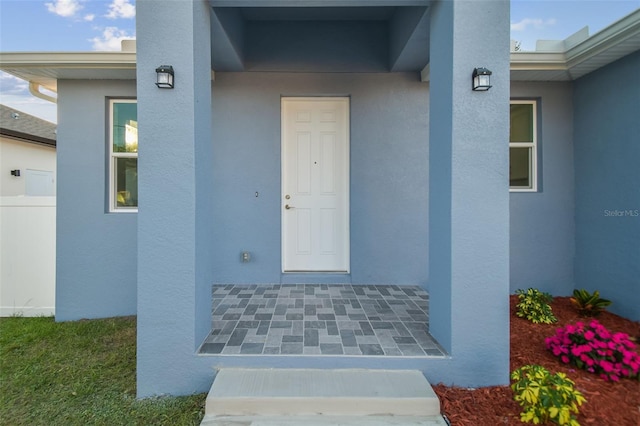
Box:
[1,0,638,123]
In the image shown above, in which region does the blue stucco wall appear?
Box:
[55,80,137,321]
[573,51,640,321]
[428,0,510,382]
[210,72,429,285]
[510,82,575,295]
[136,0,215,397]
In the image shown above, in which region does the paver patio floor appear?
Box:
[200,284,446,357]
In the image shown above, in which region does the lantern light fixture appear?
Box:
[155,65,174,89]
[472,67,492,91]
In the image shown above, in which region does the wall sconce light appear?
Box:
[472,67,492,91]
[155,65,174,89]
[11,169,21,177]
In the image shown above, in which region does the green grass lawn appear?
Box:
[0,316,205,426]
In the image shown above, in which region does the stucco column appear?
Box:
[428,0,511,385]
[136,0,214,396]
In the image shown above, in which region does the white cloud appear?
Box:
[511,18,557,32]
[45,0,83,18]
[90,27,134,51]
[0,72,57,123]
[0,72,32,99]
[84,14,95,22]
[106,0,136,19]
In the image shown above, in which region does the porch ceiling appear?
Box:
[239,7,397,21]
[209,3,432,72]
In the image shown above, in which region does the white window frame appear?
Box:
[509,99,538,192]
[109,99,138,212]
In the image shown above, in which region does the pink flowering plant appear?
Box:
[545,319,640,382]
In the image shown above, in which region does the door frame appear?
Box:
[281,96,350,273]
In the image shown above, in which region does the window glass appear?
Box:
[112,102,138,153]
[510,103,533,142]
[115,158,138,207]
[509,147,531,188]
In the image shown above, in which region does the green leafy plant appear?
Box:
[511,364,586,426]
[569,289,612,317]
[516,288,557,324]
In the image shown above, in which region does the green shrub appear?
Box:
[511,364,586,426]
[516,288,557,324]
[569,289,612,317]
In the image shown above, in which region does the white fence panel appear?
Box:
[0,197,56,316]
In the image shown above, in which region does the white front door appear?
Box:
[282,97,350,272]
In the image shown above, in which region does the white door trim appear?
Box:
[281,97,350,273]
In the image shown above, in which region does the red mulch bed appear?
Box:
[433,295,640,426]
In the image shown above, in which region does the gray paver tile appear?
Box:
[359,344,384,356]
[281,343,303,354]
[320,343,344,354]
[240,343,264,354]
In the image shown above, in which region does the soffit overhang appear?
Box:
[0,52,136,92]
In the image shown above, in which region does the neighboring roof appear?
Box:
[0,104,56,147]
[0,8,638,88]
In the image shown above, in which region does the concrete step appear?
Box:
[201,369,447,426]
[200,414,449,426]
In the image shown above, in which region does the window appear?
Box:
[509,100,537,191]
[109,99,138,211]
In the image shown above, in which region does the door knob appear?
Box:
[285,204,295,210]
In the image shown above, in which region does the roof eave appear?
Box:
[510,8,640,81]
[0,128,56,147]
[0,51,137,92]
[0,51,137,65]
